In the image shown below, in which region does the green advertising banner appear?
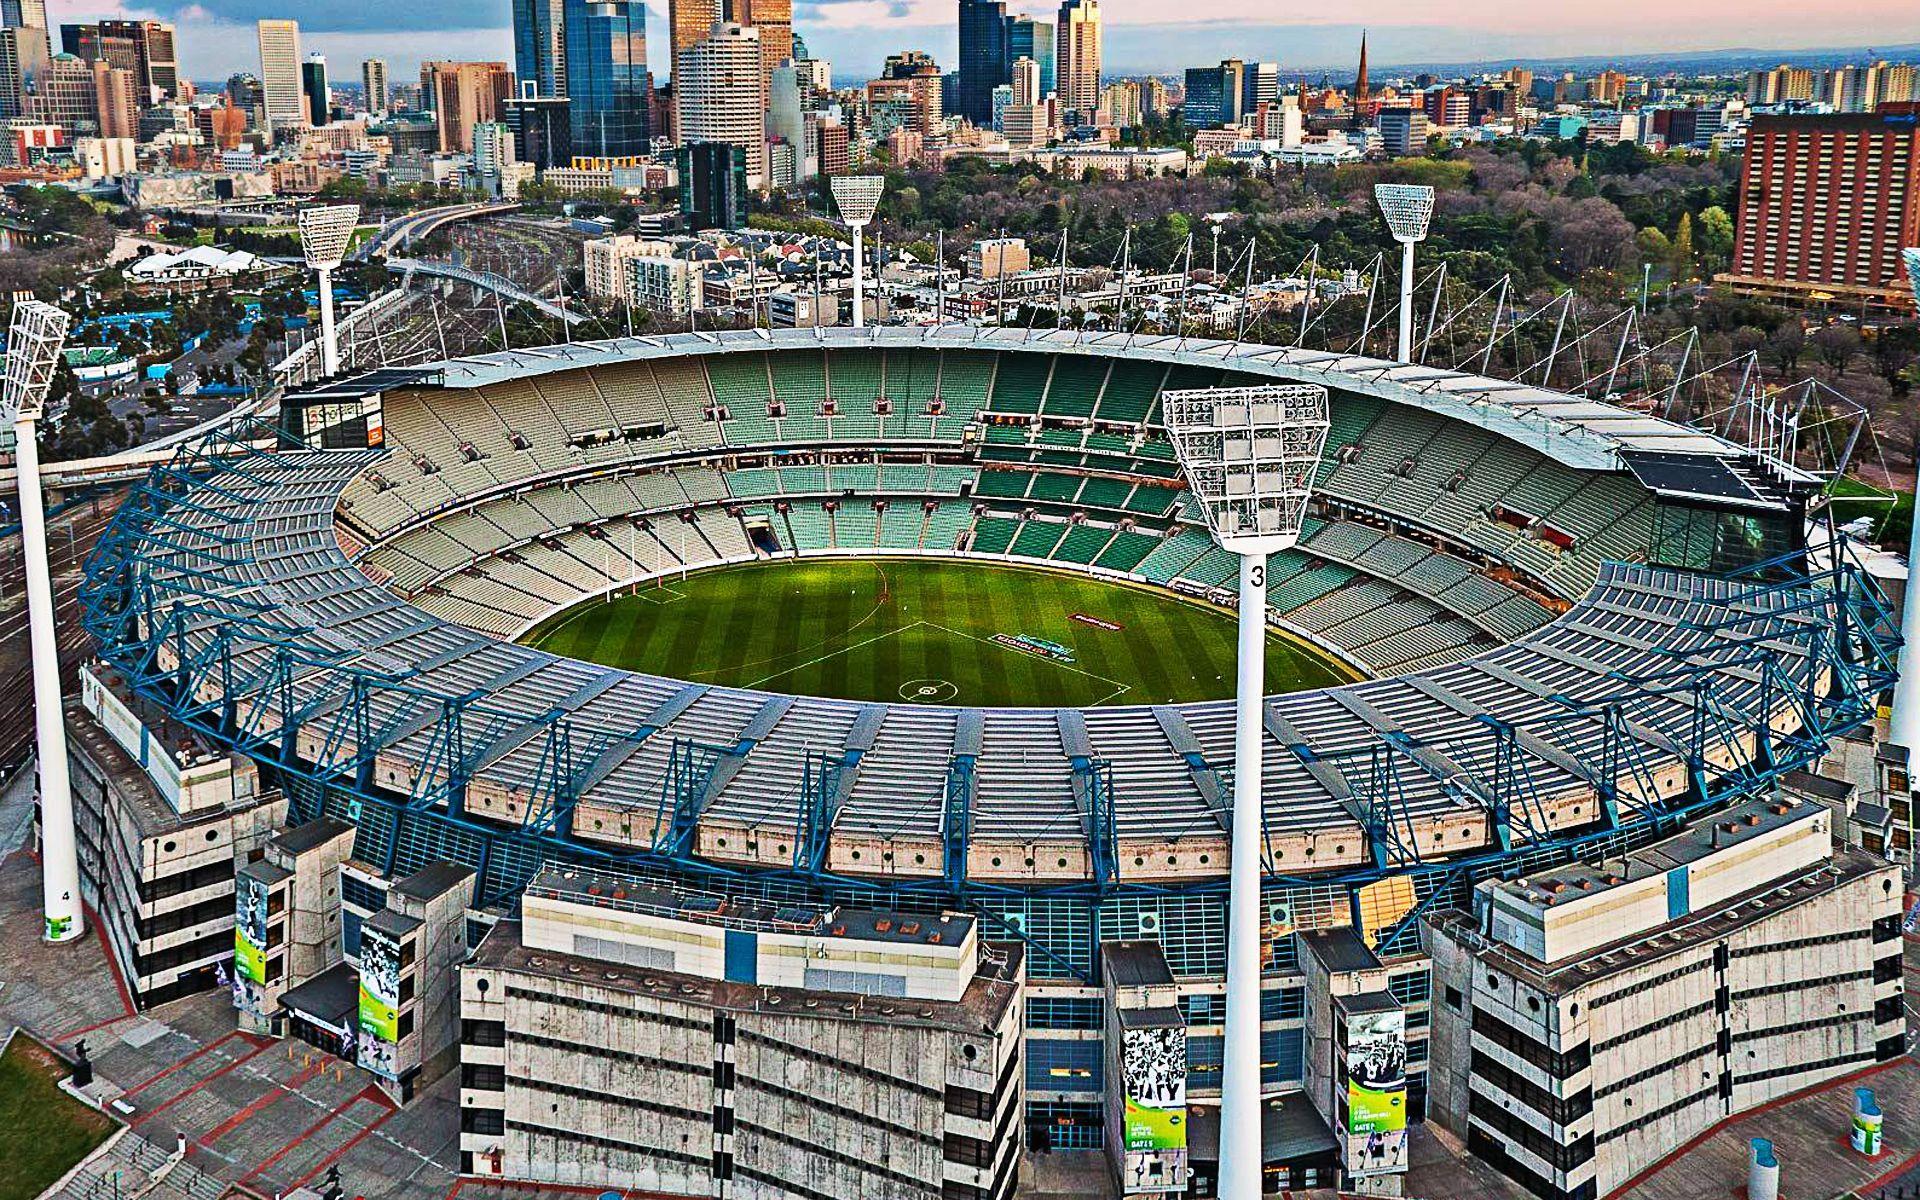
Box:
[1120,1025,1188,1194]
[234,873,268,986]
[356,925,403,1080]
[1344,1008,1408,1178]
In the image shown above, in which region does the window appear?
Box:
[461,1019,505,1048]
[460,1106,504,1135]
[460,1062,504,1091]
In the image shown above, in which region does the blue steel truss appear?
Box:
[72,419,1904,980]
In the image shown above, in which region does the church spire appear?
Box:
[1356,29,1370,104]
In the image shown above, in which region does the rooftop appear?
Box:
[472,919,1022,1035]
[271,817,354,857]
[1500,797,1815,911]
[392,861,475,904]
[527,863,976,947]
[1429,842,1892,995]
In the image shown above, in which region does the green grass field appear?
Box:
[0,1033,117,1200]
[525,558,1355,706]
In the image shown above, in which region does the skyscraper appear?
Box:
[420,61,514,152]
[668,0,722,70]
[734,0,792,94]
[256,19,305,133]
[1183,60,1244,129]
[302,53,329,127]
[1,0,46,32]
[1006,15,1053,99]
[1725,111,1920,311]
[512,0,565,99]
[563,0,650,161]
[1055,0,1099,120]
[93,58,138,137]
[363,59,389,116]
[956,0,1009,125]
[675,21,764,188]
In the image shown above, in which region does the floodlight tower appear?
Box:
[1374,183,1435,363]
[4,299,82,943]
[298,203,360,376]
[1163,384,1330,1200]
[1891,246,1920,756]
[830,175,885,329]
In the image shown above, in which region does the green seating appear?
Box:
[989,353,1051,414]
[971,517,1020,554]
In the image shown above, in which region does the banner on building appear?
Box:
[232,871,270,1017]
[1344,1008,1408,1178]
[357,924,403,1080]
[1120,1025,1188,1194]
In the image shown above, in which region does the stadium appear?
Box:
[74,323,1895,1166]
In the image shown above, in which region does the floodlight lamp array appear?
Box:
[298,204,361,269]
[2,300,72,422]
[1161,384,1330,552]
[830,175,886,227]
[1375,183,1435,243]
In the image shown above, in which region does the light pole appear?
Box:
[4,299,83,944]
[298,204,361,377]
[1206,212,1235,278]
[1889,246,1920,755]
[1163,384,1330,1200]
[1374,183,1434,363]
[830,176,885,329]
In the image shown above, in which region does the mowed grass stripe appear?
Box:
[524,558,1355,707]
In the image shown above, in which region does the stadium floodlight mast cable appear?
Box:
[1374,183,1435,363]
[1891,246,1920,756]
[298,203,360,377]
[830,175,884,329]
[3,299,82,944]
[1161,383,1330,1200]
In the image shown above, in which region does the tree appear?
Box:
[1694,206,1734,268]
[1669,213,1694,279]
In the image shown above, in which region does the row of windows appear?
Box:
[1592,999,1714,1055]
[133,926,236,978]
[1732,968,1871,1001]
[1594,1044,1714,1101]
[1729,928,1867,958]
[1730,1011,1866,1044]
[503,983,710,1034]
[1589,957,1710,1010]
[1026,996,1102,1030]
[1473,1008,1591,1079]
[506,1117,709,1171]
[737,1118,931,1192]
[947,1043,1023,1122]
[512,1029,707,1079]
[1470,1050,1593,1127]
[1468,1127,1598,1200]
[1178,988,1306,1025]
[1026,1100,1105,1150]
[1597,1082,1718,1144]
[509,1071,706,1125]
[137,859,231,904]
[740,1070,940,1149]
[1026,1038,1102,1093]
[1469,1094,1596,1173]
[738,1030,945,1101]
[1732,1047,1877,1087]
[135,892,235,942]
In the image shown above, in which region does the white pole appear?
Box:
[1220,548,1266,1200]
[1889,466,1920,754]
[317,264,340,376]
[1397,239,1416,364]
[851,226,867,330]
[16,412,82,944]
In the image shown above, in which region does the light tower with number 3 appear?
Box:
[829,176,885,329]
[4,299,83,943]
[1374,184,1434,364]
[298,204,360,376]
[1163,383,1330,1200]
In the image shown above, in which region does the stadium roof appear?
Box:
[415,326,1753,475]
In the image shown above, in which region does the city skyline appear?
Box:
[38,0,1920,83]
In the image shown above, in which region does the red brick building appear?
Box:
[1720,107,1920,311]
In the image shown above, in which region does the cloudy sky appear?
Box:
[50,0,1920,83]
